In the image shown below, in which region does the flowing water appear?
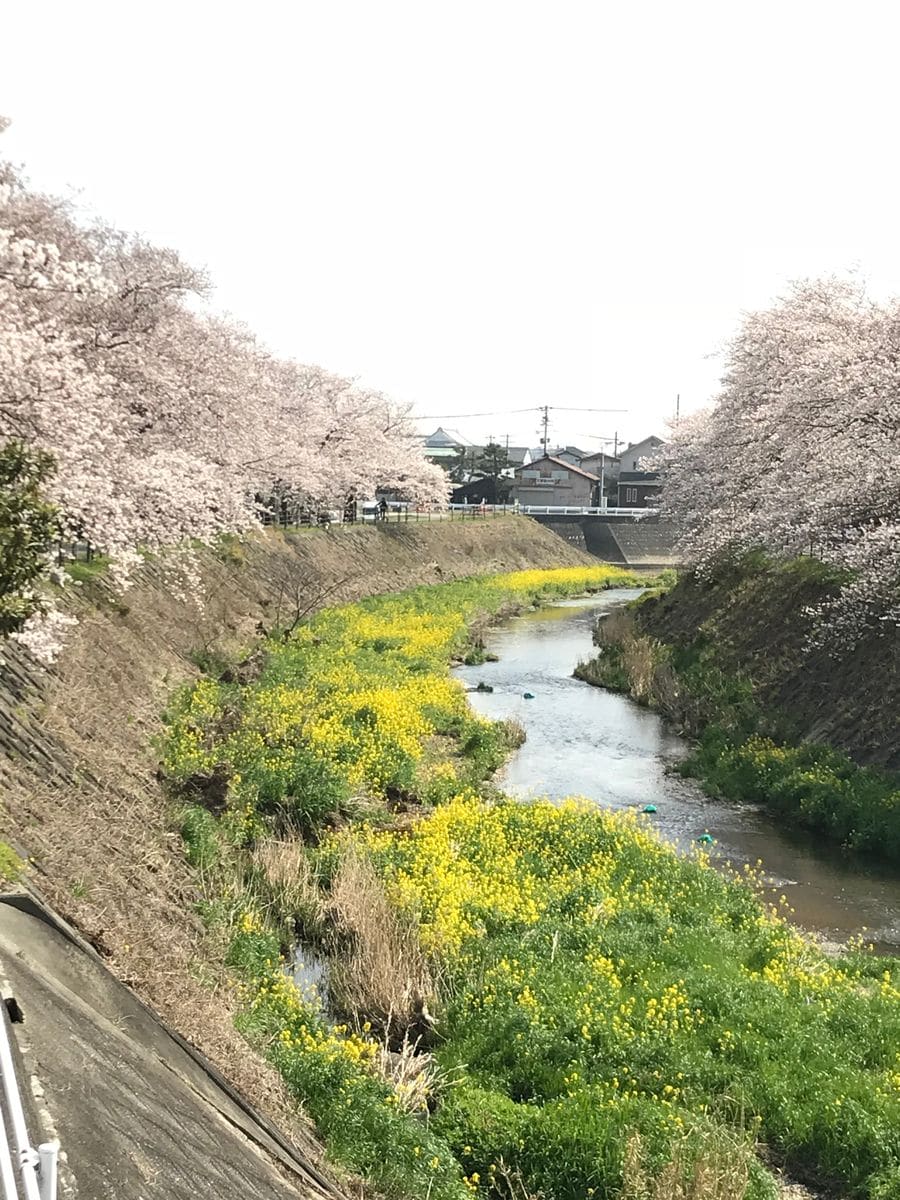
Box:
[455,590,900,953]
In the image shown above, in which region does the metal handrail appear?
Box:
[0,998,57,1200]
[446,503,659,517]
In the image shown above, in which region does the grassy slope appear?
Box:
[635,556,900,771]
[162,566,900,1200]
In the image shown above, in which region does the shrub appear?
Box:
[0,440,60,635]
[684,733,900,861]
[0,840,23,883]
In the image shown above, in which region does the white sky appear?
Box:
[4,1,900,453]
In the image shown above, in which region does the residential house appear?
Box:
[504,446,532,470]
[620,435,665,473]
[526,445,588,467]
[616,435,666,508]
[513,455,599,507]
[421,427,483,480]
[549,445,589,467]
[422,427,476,463]
[579,451,620,506]
[451,443,527,504]
[450,474,512,505]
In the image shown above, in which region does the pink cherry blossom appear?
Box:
[660,277,899,637]
[1,119,449,571]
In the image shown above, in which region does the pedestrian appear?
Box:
[378,497,388,521]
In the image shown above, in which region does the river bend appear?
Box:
[455,590,900,952]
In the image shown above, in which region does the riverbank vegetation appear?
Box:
[643,277,900,859]
[162,566,900,1200]
[577,555,900,862]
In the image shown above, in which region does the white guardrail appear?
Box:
[447,504,659,517]
[0,998,57,1200]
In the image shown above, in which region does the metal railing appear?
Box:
[0,998,58,1200]
[450,504,659,518]
[55,502,661,562]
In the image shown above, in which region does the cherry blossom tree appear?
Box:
[0,116,449,639]
[660,277,900,635]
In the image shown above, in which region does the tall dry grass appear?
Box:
[249,836,324,938]
[621,1131,750,1200]
[595,611,680,711]
[326,844,435,1047]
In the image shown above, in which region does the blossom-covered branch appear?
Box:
[660,277,900,633]
[0,119,448,566]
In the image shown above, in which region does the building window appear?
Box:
[625,487,638,504]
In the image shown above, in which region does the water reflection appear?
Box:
[456,592,900,952]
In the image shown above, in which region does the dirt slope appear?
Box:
[636,559,900,770]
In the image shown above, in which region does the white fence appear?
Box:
[447,504,659,518]
[0,998,57,1200]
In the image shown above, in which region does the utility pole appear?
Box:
[540,405,550,456]
[675,394,680,425]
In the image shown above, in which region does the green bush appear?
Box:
[180,805,223,872]
[684,733,900,861]
[0,841,23,882]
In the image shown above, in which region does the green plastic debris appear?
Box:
[642,804,657,814]
[697,832,714,845]
[523,691,535,700]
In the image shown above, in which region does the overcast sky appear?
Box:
[4,1,900,452]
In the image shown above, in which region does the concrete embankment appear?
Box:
[527,513,679,568]
[0,517,591,1197]
[0,893,340,1200]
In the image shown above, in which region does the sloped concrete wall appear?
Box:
[0,895,340,1200]
[525,514,679,567]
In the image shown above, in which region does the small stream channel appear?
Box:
[455,589,900,954]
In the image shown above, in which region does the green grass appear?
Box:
[63,555,110,583]
[683,730,900,860]
[361,796,900,1199]
[158,563,900,1200]
[0,841,23,883]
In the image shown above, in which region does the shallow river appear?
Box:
[455,590,900,953]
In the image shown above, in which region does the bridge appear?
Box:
[446,505,677,568]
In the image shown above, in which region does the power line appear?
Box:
[550,406,628,414]
[417,405,628,420]
[417,407,536,420]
